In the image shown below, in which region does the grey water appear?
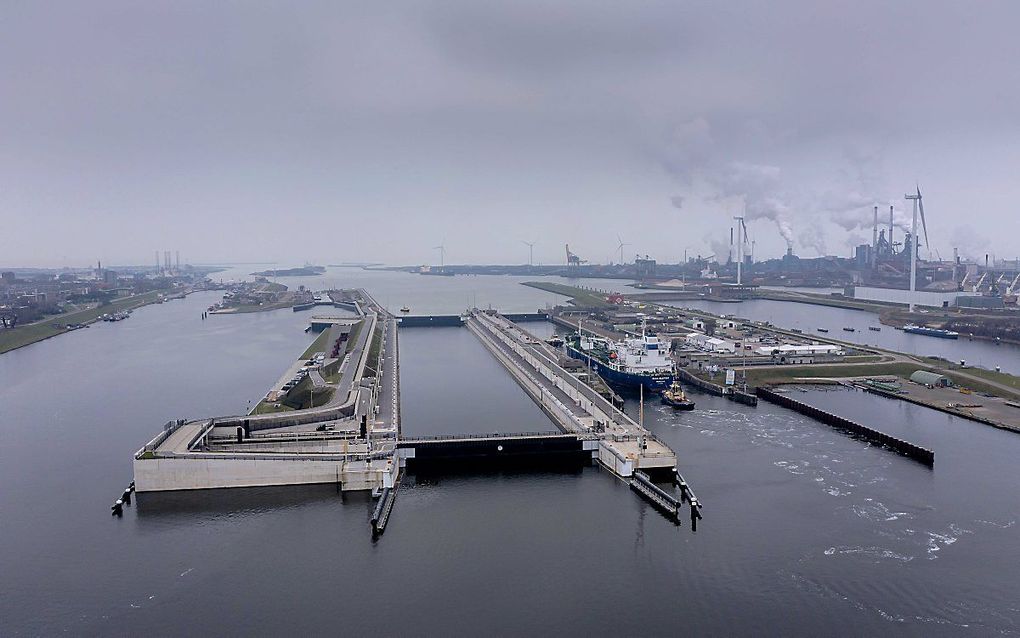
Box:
[2,272,1019,635]
[211,264,630,316]
[663,297,1020,374]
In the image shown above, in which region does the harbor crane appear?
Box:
[565,244,586,267]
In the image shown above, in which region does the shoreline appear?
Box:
[0,290,187,356]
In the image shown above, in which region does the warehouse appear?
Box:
[685,332,736,353]
[910,370,953,387]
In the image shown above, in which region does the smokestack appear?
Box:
[872,206,878,266]
[889,205,894,250]
[986,254,989,268]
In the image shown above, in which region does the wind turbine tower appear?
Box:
[521,240,536,266]
[904,190,921,311]
[616,236,630,265]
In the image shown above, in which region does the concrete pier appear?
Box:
[133,288,401,493]
[465,309,677,477]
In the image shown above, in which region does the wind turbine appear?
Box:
[616,235,630,265]
[915,185,931,260]
[904,190,921,311]
[433,243,446,267]
[521,240,536,266]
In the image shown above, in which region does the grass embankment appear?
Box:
[301,327,335,359]
[756,290,894,314]
[251,400,294,415]
[0,291,165,354]
[363,323,384,378]
[282,376,333,410]
[522,281,613,308]
[344,320,363,355]
[920,357,1020,391]
[736,362,921,387]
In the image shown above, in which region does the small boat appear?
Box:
[869,326,881,332]
[790,328,803,333]
[661,378,695,410]
[400,306,410,313]
[842,327,855,332]
[817,328,829,333]
[545,335,565,347]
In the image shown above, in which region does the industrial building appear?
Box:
[685,332,736,353]
[910,370,953,387]
[753,343,843,357]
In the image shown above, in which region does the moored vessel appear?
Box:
[565,321,672,391]
[902,324,959,339]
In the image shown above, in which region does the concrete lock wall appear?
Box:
[134,457,388,492]
[598,441,634,477]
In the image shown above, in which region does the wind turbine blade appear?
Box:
[917,188,931,259]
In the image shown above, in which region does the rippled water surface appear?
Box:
[1,270,1019,636]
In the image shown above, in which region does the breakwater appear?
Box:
[755,386,935,466]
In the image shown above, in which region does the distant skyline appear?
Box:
[3,2,1018,268]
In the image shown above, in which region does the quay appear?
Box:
[398,311,549,328]
[465,309,678,478]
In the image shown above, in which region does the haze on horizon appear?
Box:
[3,1,1018,269]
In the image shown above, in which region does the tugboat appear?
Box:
[842,327,856,332]
[661,376,695,410]
[400,306,410,313]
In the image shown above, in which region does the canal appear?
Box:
[1,272,1018,635]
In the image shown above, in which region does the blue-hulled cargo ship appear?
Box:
[902,324,959,339]
[565,325,673,391]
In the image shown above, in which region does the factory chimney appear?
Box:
[889,205,894,251]
[872,206,878,266]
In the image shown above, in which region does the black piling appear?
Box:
[755,386,935,466]
[370,488,397,536]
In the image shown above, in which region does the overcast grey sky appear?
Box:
[3,1,1018,268]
